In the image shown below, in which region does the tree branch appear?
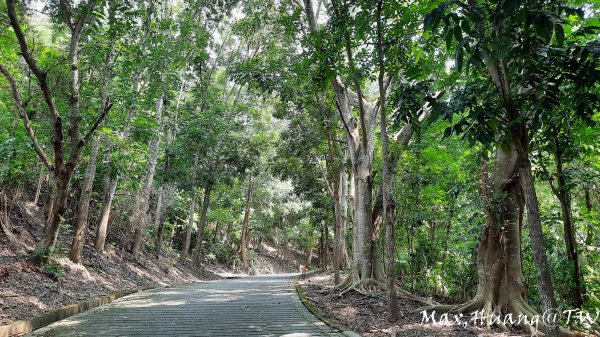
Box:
[332,78,355,141]
[6,0,64,170]
[393,90,443,146]
[58,0,74,29]
[81,98,113,148]
[6,0,60,122]
[313,154,335,198]
[0,63,53,171]
[66,98,113,169]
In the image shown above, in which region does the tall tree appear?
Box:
[240,174,253,271]
[301,0,389,291]
[0,0,110,257]
[375,0,398,321]
[426,0,599,334]
[69,135,101,263]
[95,1,151,253]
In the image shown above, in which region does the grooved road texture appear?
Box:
[27,274,347,337]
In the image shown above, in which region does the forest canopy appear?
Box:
[0,0,599,336]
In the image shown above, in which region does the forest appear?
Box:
[0,0,599,336]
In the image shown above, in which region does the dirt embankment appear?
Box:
[300,272,517,337]
[0,200,227,326]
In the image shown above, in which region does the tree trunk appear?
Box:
[433,147,533,331]
[212,222,220,244]
[345,153,382,286]
[514,131,560,337]
[320,222,328,270]
[331,79,385,292]
[37,170,74,255]
[339,162,349,269]
[154,187,165,257]
[333,178,342,283]
[192,184,212,267]
[519,164,560,337]
[320,124,344,283]
[552,150,583,308]
[480,52,562,336]
[43,173,55,226]
[443,198,455,253]
[584,187,593,245]
[0,191,17,245]
[223,221,233,246]
[376,0,398,319]
[95,31,144,253]
[69,135,101,263]
[241,175,253,271]
[433,146,570,336]
[305,247,313,265]
[180,198,196,262]
[131,94,164,258]
[95,175,117,252]
[33,164,44,206]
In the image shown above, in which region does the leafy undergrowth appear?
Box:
[299,272,519,337]
[0,202,228,326]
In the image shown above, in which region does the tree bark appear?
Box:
[33,164,44,206]
[37,171,74,254]
[375,0,398,321]
[0,191,17,245]
[212,222,220,244]
[95,175,117,252]
[154,187,165,257]
[431,146,561,336]
[69,134,101,263]
[517,149,560,337]
[2,0,103,256]
[241,175,253,271]
[42,174,55,231]
[95,24,146,253]
[331,78,386,291]
[180,198,196,262]
[305,247,313,265]
[131,93,164,258]
[551,148,583,308]
[584,187,593,245]
[320,221,328,270]
[192,184,212,267]
[339,160,349,268]
[332,177,342,283]
[481,50,561,336]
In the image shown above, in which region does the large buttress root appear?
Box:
[420,148,578,337]
[426,299,577,337]
[336,249,387,296]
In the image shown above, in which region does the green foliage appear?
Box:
[32,248,52,264]
[42,261,65,280]
[1,0,599,319]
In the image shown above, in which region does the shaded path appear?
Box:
[28,274,348,337]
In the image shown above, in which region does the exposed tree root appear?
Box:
[337,276,386,296]
[335,266,387,297]
[396,287,439,307]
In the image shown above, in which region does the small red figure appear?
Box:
[300,265,308,279]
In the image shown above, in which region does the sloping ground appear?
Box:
[300,272,519,337]
[249,242,306,274]
[0,201,226,326]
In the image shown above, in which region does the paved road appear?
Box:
[28,274,348,337]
